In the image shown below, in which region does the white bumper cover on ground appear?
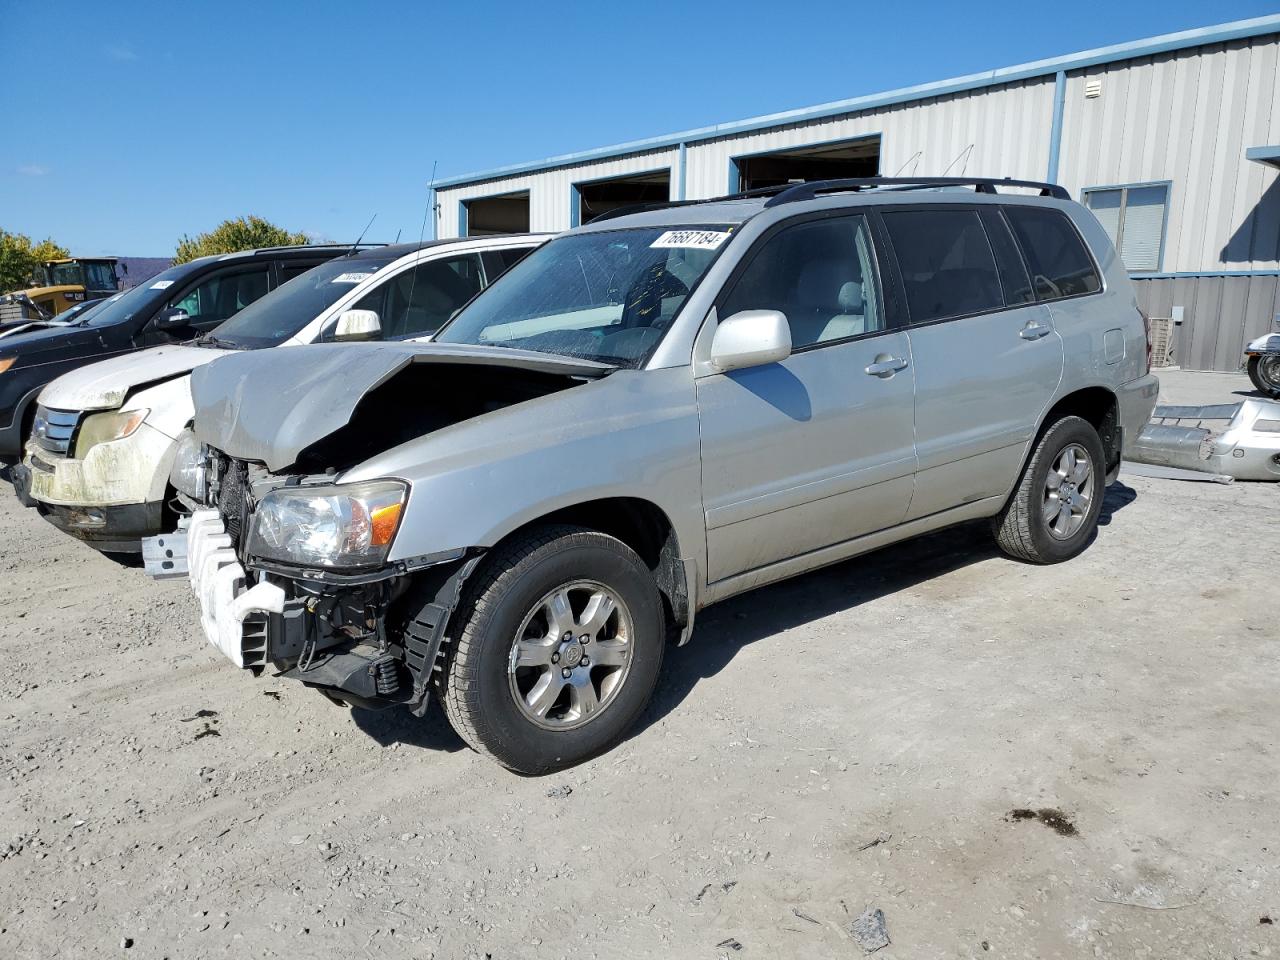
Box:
[187,509,285,667]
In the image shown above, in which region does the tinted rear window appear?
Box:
[1004,207,1102,301]
[884,209,1004,324]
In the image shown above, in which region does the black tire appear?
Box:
[992,415,1106,564]
[438,524,664,775]
[1247,356,1280,398]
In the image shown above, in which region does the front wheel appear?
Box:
[1247,355,1280,398]
[992,415,1106,564]
[438,525,665,774]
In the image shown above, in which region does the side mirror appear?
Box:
[709,310,792,373]
[333,309,381,342]
[153,306,192,331]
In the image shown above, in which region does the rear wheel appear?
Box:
[993,416,1106,564]
[1247,355,1280,398]
[439,525,664,774]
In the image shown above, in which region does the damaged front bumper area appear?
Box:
[143,510,476,713]
[1127,399,1280,481]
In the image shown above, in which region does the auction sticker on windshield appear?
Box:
[650,230,731,250]
[330,272,374,284]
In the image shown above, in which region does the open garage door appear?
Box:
[463,192,530,236]
[733,135,881,192]
[575,170,671,225]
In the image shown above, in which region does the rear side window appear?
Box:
[1004,207,1102,301]
[883,209,1004,324]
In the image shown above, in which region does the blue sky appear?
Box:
[1,0,1276,255]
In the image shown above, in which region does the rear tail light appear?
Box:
[1141,311,1153,374]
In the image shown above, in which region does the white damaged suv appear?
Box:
[152,177,1158,774]
[24,236,542,552]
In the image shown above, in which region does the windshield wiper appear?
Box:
[196,334,237,349]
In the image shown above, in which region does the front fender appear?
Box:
[342,367,708,597]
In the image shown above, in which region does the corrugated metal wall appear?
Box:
[1057,36,1280,272]
[435,32,1280,370]
[684,78,1055,198]
[436,148,679,237]
[1135,274,1280,371]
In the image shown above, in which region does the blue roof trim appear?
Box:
[436,14,1280,190]
[1245,145,1280,168]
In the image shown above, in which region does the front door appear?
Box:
[696,213,917,584]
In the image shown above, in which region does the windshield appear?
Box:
[84,261,195,327]
[210,254,397,349]
[49,262,84,287]
[434,227,728,367]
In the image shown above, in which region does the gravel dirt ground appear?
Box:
[2,371,1277,959]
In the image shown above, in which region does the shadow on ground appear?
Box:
[350,703,466,753]
[636,480,1139,737]
[355,482,1139,758]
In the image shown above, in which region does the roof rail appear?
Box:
[585,184,796,225]
[247,242,390,255]
[763,176,1070,206]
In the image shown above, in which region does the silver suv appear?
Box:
[151,177,1159,774]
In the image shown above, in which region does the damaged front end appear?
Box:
[143,341,612,712]
[147,448,481,713]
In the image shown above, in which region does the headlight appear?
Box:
[75,408,149,458]
[247,480,408,569]
[169,430,206,501]
[0,357,15,375]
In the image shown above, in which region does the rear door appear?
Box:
[696,211,917,584]
[882,204,1064,520]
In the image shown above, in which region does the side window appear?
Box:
[167,265,271,329]
[882,209,1004,324]
[1004,207,1102,300]
[354,254,483,338]
[279,261,321,284]
[720,215,883,348]
[979,209,1035,306]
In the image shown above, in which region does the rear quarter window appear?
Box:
[1003,207,1102,301]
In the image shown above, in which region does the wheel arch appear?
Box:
[1035,385,1121,478]
[494,497,692,643]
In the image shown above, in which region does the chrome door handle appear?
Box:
[864,355,909,377]
[1020,320,1052,340]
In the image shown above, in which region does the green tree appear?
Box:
[0,229,70,293]
[174,215,311,264]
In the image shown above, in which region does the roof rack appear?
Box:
[763,176,1070,206]
[585,184,797,225]
[247,242,390,255]
[586,177,1068,225]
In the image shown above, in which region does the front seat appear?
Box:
[817,281,867,342]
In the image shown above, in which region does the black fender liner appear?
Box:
[397,552,486,717]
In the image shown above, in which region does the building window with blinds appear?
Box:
[1082,182,1170,272]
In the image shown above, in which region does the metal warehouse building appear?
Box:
[433,15,1280,372]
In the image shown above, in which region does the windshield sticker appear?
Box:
[330,272,373,284]
[149,280,174,290]
[650,230,731,250]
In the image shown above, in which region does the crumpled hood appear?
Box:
[191,341,612,472]
[39,343,231,412]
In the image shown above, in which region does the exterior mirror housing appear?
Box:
[710,310,792,373]
[153,307,192,331]
[333,309,381,342]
